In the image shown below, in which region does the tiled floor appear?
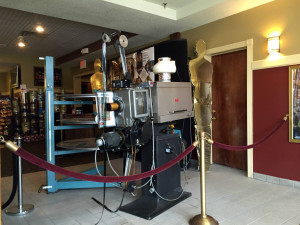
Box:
[2,160,300,225]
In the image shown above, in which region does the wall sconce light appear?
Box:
[18,36,26,48]
[268,36,280,54]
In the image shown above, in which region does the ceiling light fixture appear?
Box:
[18,36,26,48]
[35,25,44,33]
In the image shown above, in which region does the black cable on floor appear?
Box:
[92,189,126,213]
[92,150,126,215]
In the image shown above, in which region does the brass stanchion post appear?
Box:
[5,137,34,216]
[189,132,218,225]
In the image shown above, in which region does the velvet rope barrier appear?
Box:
[3,140,198,183]
[210,115,288,151]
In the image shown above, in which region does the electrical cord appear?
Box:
[106,152,120,176]
[176,70,182,82]
[148,142,189,202]
[94,144,107,225]
[183,117,194,169]
[94,148,121,188]
[92,189,126,213]
[93,139,126,217]
[150,179,186,202]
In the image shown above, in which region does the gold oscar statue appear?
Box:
[90,59,103,92]
[189,39,213,171]
[189,40,218,225]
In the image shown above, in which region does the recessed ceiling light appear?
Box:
[18,36,26,48]
[36,25,44,33]
[18,42,25,47]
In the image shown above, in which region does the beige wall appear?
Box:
[181,0,299,61]
[1,53,73,91]
[0,72,10,94]
[71,37,169,77]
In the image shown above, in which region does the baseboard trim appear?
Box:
[253,172,300,189]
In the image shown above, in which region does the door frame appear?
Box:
[204,39,254,178]
[73,70,94,94]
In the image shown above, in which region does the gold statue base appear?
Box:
[189,214,219,225]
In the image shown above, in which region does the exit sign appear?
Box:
[80,60,87,69]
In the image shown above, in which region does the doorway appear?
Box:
[212,50,247,170]
[205,39,253,176]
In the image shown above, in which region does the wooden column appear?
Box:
[170,32,181,40]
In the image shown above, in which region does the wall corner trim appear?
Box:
[252,54,300,70]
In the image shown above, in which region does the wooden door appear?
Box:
[212,50,247,170]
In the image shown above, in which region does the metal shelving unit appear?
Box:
[44,56,118,193]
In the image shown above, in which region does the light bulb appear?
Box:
[18,36,26,48]
[36,25,44,33]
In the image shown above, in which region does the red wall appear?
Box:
[253,66,300,181]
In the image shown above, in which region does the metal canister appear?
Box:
[14,127,21,135]
[38,100,44,108]
[37,88,44,101]
[60,105,67,114]
[12,99,20,113]
[60,92,67,114]
[39,120,44,128]
[30,127,38,135]
[30,103,37,114]
[77,109,83,114]
[20,102,28,114]
[39,128,45,135]
[22,119,30,135]
[21,111,28,118]
[20,92,28,104]
[30,118,37,127]
[14,116,21,127]
[29,91,37,104]
[37,107,44,115]
[3,125,8,136]
[54,93,60,112]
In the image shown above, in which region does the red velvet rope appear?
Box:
[212,118,287,151]
[14,144,196,183]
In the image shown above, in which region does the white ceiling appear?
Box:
[0,0,274,71]
[145,0,199,10]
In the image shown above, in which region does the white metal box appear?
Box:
[151,82,193,123]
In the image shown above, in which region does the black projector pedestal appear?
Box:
[120,126,192,220]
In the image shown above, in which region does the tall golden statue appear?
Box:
[90,59,103,92]
[189,40,213,170]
